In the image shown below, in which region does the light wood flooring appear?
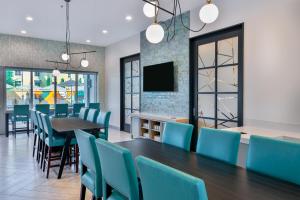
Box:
[0,129,132,200]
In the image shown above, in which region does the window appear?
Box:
[6,69,31,109]
[5,68,98,109]
[33,71,55,106]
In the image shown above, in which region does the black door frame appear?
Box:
[120,53,141,132]
[189,24,244,151]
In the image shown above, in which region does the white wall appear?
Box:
[104,34,140,128]
[190,0,300,131]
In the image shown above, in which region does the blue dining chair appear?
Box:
[247,135,300,185]
[79,107,89,120]
[35,104,50,115]
[136,156,208,200]
[71,103,85,117]
[162,122,194,151]
[95,139,140,200]
[31,110,39,158]
[196,128,241,165]
[75,129,103,200]
[36,111,45,165]
[89,103,100,110]
[11,104,30,137]
[41,113,77,178]
[86,109,99,123]
[96,111,111,140]
[54,103,68,118]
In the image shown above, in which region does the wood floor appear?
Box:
[0,129,132,200]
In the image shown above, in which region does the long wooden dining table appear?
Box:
[116,138,300,200]
[51,117,105,179]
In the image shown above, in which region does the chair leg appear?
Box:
[46,147,52,179]
[80,184,86,200]
[27,120,29,136]
[13,121,16,137]
[32,134,37,157]
[36,137,40,162]
[75,145,79,173]
[43,145,47,172]
[40,141,45,169]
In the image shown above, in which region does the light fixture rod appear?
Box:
[70,50,97,55]
[46,60,69,65]
[142,0,174,16]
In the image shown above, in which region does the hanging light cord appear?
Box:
[157,0,207,42]
[65,0,71,67]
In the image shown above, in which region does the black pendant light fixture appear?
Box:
[46,0,96,76]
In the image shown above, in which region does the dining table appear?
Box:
[51,117,105,179]
[116,138,300,200]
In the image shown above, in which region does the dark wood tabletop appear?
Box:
[116,138,300,200]
[51,117,104,133]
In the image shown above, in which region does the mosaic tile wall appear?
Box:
[140,12,190,117]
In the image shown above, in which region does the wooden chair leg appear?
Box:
[27,120,29,136]
[46,147,52,178]
[32,134,37,157]
[80,184,86,200]
[43,145,47,172]
[40,141,45,169]
[75,145,79,173]
[14,121,16,137]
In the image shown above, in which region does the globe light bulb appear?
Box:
[52,69,61,77]
[199,2,219,24]
[61,53,70,61]
[146,23,164,44]
[143,1,158,18]
[80,58,89,68]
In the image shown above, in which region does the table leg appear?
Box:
[58,133,72,179]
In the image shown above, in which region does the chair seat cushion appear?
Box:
[45,135,66,147]
[81,170,96,195]
[107,190,127,200]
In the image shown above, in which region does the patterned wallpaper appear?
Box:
[140,12,190,118]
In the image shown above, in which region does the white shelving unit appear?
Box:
[130,113,189,142]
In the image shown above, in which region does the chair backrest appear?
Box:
[35,104,50,114]
[196,128,241,165]
[162,122,194,151]
[136,156,208,200]
[75,130,102,196]
[31,110,38,128]
[246,135,300,185]
[13,104,29,116]
[36,111,44,139]
[96,111,111,140]
[95,139,139,200]
[79,107,89,120]
[89,103,100,110]
[72,103,85,116]
[41,113,53,142]
[86,109,99,123]
[54,103,68,117]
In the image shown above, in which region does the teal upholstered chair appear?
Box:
[162,122,194,151]
[35,104,50,115]
[75,130,103,200]
[79,108,89,120]
[89,103,100,110]
[31,110,39,158]
[136,156,208,200]
[95,139,140,200]
[41,113,77,178]
[35,111,44,164]
[96,111,111,140]
[196,128,241,165]
[86,109,99,123]
[54,103,68,118]
[11,104,30,136]
[71,103,85,117]
[246,135,300,185]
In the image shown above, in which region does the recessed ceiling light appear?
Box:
[125,15,133,21]
[86,39,91,43]
[102,30,108,34]
[26,16,33,21]
[20,30,27,34]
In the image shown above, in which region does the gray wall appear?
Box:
[140,12,190,118]
[0,33,105,134]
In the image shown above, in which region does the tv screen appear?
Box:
[143,62,174,92]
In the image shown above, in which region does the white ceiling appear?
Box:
[0,0,202,46]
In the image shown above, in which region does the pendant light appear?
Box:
[52,68,61,77]
[199,0,219,24]
[61,52,70,61]
[145,1,164,44]
[143,0,158,18]
[80,54,89,68]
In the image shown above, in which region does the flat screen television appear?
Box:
[143,62,174,92]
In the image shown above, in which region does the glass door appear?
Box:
[120,54,141,132]
[190,24,244,150]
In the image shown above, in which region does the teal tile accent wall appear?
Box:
[140,12,190,117]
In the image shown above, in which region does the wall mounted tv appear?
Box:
[143,62,174,92]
